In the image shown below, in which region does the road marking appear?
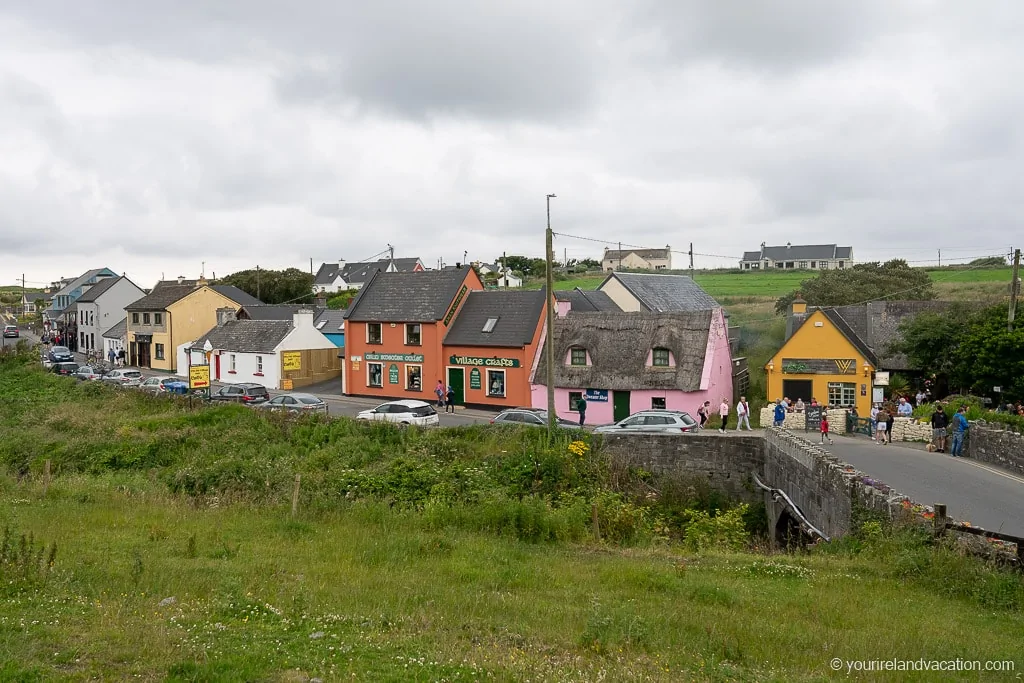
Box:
[963,459,1024,485]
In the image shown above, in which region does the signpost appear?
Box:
[805,405,823,433]
[189,364,210,390]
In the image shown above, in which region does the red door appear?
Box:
[214,354,221,380]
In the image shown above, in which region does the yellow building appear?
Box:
[125,280,260,372]
[765,299,875,416]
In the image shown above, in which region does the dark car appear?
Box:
[209,383,269,405]
[490,408,580,429]
[51,362,80,376]
[2,325,17,338]
[48,346,74,363]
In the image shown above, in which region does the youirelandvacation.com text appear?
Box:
[831,657,1017,675]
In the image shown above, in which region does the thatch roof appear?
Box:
[533,311,713,391]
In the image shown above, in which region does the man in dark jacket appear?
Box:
[930,403,949,453]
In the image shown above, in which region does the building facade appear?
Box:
[602,246,672,272]
[75,276,146,357]
[740,243,853,271]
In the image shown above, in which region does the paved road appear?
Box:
[826,434,1024,537]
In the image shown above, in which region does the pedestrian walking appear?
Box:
[718,398,729,433]
[577,395,587,426]
[434,380,446,409]
[735,396,753,431]
[875,407,890,444]
[108,348,116,366]
[445,385,456,413]
[773,399,786,428]
[950,405,969,457]
[697,401,710,429]
[820,414,834,444]
[930,403,949,453]
[117,348,126,367]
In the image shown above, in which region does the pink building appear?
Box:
[530,309,734,425]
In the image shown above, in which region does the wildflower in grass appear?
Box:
[567,440,589,457]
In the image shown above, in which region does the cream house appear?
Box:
[602,246,672,272]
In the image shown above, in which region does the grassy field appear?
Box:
[1,349,1023,680]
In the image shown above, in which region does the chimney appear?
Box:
[195,275,208,289]
[293,308,315,329]
[338,258,346,269]
[216,307,236,326]
[785,294,808,341]
[786,242,792,249]
[177,275,184,284]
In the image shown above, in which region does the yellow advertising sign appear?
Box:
[282,351,302,371]
[189,364,210,389]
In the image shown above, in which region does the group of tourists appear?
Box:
[433,381,457,414]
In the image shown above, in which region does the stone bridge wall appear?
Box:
[969,424,1024,477]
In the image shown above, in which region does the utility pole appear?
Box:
[1009,248,1021,332]
[502,251,507,290]
[256,265,260,301]
[310,258,313,276]
[617,241,622,271]
[388,243,395,263]
[545,194,557,435]
[938,249,941,268]
[689,243,694,280]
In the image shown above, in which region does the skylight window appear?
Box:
[482,317,499,333]
[316,321,327,329]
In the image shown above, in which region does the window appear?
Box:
[828,382,856,407]
[143,313,150,324]
[154,313,162,325]
[367,323,382,344]
[568,392,583,411]
[838,261,845,269]
[482,317,499,333]
[230,354,236,372]
[651,397,666,410]
[316,321,326,330]
[406,364,422,391]
[405,323,421,346]
[799,261,808,269]
[820,261,829,270]
[652,348,671,367]
[155,344,165,360]
[810,261,816,269]
[487,370,506,397]
[80,332,85,348]
[132,313,139,324]
[256,356,263,374]
[570,347,587,366]
[368,362,383,387]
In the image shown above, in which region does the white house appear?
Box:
[75,276,147,357]
[180,309,339,389]
[313,257,425,294]
[102,318,127,361]
[602,247,672,272]
[739,243,854,270]
[22,292,49,315]
[496,270,523,288]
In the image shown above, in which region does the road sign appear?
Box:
[189,364,210,390]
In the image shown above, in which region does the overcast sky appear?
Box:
[1,1,1019,290]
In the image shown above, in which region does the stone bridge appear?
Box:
[599,428,911,543]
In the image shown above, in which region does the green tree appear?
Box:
[967,256,1008,267]
[218,268,314,305]
[775,260,934,314]
[326,291,356,310]
[500,255,534,275]
[889,304,973,378]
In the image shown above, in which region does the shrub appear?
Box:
[682,505,750,552]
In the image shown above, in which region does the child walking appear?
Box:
[820,414,834,445]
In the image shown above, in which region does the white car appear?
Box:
[137,376,175,394]
[356,399,440,427]
[101,368,144,387]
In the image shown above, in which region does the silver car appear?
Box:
[490,408,580,429]
[593,410,698,434]
[257,393,328,415]
[101,368,144,387]
[137,376,176,394]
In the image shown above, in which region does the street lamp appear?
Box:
[545,194,557,435]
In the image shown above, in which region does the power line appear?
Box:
[551,231,742,260]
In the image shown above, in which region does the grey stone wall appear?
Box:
[969,424,1024,477]
[598,433,764,504]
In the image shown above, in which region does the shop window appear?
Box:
[652,348,671,367]
[487,370,506,397]
[828,382,856,407]
[406,365,422,391]
[405,323,421,346]
[651,397,666,410]
[570,347,587,366]
[367,323,382,344]
[368,362,383,387]
[568,392,583,411]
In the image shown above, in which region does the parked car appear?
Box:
[490,407,579,429]
[47,346,74,363]
[257,393,328,415]
[593,410,699,434]
[3,325,17,338]
[73,365,106,381]
[209,383,269,405]
[101,368,144,387]
[137,376,176,394]
[356,400,439,427]
[50,362,79,376]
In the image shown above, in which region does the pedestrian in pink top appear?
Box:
[718,398,730,433]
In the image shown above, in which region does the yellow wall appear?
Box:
[162,287,245,371]
[598,276,642,311]
[765,310,874,415]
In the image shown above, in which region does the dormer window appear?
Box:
[482,317,499,333]
[570,347,588,366]
[652,348,671,367]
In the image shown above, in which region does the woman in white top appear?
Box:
[718,398,730,432]
[795,398,805,412]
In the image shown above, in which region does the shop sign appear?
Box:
[282,351,302,371]
[781,358,857,375]
[448,355,520,368]
[365,352,425,362]
[189,365,210,390]
[443,285,469,326]
[584,389,608,402]
[388,364,400,384]
[469,368,481,390]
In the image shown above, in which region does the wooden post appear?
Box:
[932,503,947,539]
[42,459,51,496]
[591,502,600,541]
[291,474,301,517]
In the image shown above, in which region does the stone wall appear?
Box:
[758,407,848,434]
[598,433,764,504]
[969,423,1024,477]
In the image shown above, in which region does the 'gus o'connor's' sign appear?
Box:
[449,355,520,368]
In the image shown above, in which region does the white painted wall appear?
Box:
[277,311,337,351]
[219,350,280,387]
[103,329,126,360]
[79,278,147,354]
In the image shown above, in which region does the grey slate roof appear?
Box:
[341,261,383,285]
[314,263,343,286]
[553,288,621,313]
[344,268,471,322]
[314,309,346,332]
[533,311,713,391]
[388,257,423,272]
[444,290,546,348]
[239,304,318,320]
[74,275,122,303]
[53,268,116,297]
[125,285,196,311]
[601,272,719,312]
[211,285,262,306]
[316,257,424,287]
[102,317,127,339]
[825,301,953,370]
[190,319,294,354]
[743,244,852,262]
[23,292,49,303]
[741,251,762,261]
[603,248,670,261]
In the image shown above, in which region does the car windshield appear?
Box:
[52,346,70,353]
[124,371,141,378]
[298,396,321,404]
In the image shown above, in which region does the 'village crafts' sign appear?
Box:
[448,355,520,368]
[364,352,425,363]
[781,358,857,375]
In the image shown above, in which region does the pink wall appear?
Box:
[529,309,734,425]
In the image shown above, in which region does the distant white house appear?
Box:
[102,318,127,361]
[740,243,853,271]
[602,246,672,272]
[496,271,523,288]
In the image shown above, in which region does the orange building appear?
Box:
[441,289,547,408]
[343,267,483,403]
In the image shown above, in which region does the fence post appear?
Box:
[42,459,51,496]
[591,502,600,541]
[932,503,947,539]
[291,474,301,517]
